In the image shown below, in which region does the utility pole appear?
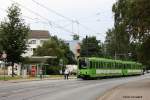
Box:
[86,36,88,57]
[59,59,64,74]
[72,20,74,35]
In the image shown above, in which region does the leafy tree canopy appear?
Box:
[34,36,76,65]
[112,0,150,41]
[73,34,79,40]
[0,4,30,77]
[80,36,102,57]
[106,0,150,64]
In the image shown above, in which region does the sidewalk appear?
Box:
[98,78,150,100]
[0,76,77,83]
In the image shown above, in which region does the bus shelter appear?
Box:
[22,56,57,78]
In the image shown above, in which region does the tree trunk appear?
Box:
[11,62,14,77]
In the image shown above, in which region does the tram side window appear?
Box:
[132,65,134,69]
[135,65,138,69]
[103,62,105,69]
[111,63,113,69]
[133,64,135,69]
[119,63,121,69]
[118,63,121,69]
[137,65,139,69]
[124,64,126,69]
[128,64,131,69]
[97,62,99,69]
[117,63,119,69]
[96,62,99,69]
[91,61,94,68]
[110,63,112,69]
[105,62,107,69]
[95,62,97,68]
[96,62,98,68]
[112,62,115,69]
[100,62,102,69]
[107,62,111,69]
[111,63,114,69]
[104,62,106,69]
[102,62,104,69]
[131,64,133,69]
[93,62,95,68]
[135,65,137,69]
[115,63,118,69]
[126,64,129,69]
[90,61,92,68]
[107,63,109,69]
[118,63,120,69]
[138,65,140,69]
[98,62,100,69]
[92,61,94,68]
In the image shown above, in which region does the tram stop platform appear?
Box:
[98,78,150,100]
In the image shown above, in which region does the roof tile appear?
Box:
[29,30,50,39]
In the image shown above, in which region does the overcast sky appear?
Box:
[0,0,116,42]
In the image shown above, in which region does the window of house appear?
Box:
[40,40,45,44]
[29,40,36,44]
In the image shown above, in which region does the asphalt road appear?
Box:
[0,74,149,100]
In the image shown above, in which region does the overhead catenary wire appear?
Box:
[32,0,73,22]
[9,0,79,35]
[8,0,105,39]
[31,0,100,35]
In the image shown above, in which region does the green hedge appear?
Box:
[46,66,62,75]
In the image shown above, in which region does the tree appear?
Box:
[0,4,30,77]
[112,0,150,64]
[34,36,76,65]
[73,34,79,40]
[112,0,150,41]
[80,36,102,57]
[104,29,116,58]
[104,26,130,60]
[139,38,150,65]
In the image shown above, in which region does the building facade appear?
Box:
[23,30,50,57]
[65,40,80,59]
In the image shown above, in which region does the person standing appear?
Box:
[64,68,69,80]
[39,69,43,79]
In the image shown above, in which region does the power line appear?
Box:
[32,0,73,22]
[8,0,104,39]
[9,0,78,35]
[31,0,98,34]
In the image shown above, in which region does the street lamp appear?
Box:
[59,59,63,74]
[2,51,7,81]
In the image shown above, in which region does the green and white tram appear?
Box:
[77,57,143,79]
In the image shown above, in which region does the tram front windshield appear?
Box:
[79,58,88,69]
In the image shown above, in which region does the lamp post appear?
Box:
[59,59,63,74]
[2,51,7,81]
